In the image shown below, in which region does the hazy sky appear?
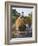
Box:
[12,7,33,16]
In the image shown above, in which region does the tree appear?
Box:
[11,9,20,24]
[28,12,32,17]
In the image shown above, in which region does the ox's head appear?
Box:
[15,16,26,31]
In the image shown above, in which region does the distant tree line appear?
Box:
[11,9,32,24]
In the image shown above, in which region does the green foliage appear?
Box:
[28,12,32,17]
[11,9,32,24]
[11,9,20,24]
[11,9,17,24]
